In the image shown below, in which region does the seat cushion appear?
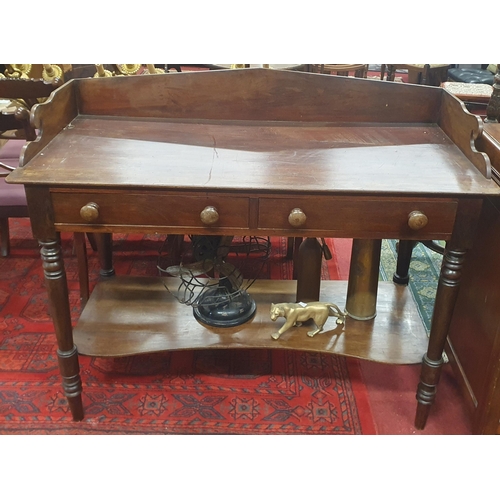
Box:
[0,140,27,208]
[0,139,25,163]
[441,82,493,103]
[0,177,27,207]
[448,68,495,85]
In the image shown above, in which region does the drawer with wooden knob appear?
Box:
[50,190,251,231]
[257,196,458,239]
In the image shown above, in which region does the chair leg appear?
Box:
[0,218,10,257]
[386,65,396,82]
[95,233,115,277]
[73,232,89,306]
[86,232,98,251]
[286,237,295,259]
[421,240,445,255]
[167,234,184,265]
[292,237,303,280]
[393,240,417,285]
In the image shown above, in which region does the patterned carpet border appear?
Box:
[0,350,375,435]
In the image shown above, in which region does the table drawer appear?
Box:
[51,191,250,230]
[258,196,458,238]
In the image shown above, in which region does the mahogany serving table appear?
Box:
[7,68,500,429]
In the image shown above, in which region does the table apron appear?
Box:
[49,190,459,240]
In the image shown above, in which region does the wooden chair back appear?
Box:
[310,64,368,78]
[0,77,61,141]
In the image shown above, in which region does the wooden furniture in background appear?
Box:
[440,81,493,118]
[485,64,500,123]
[0,153,28,257]
[310,64,368,78]
[381,64,449,86]
[0,77,62,141]
[164,64,308,72]
[7,68,500,430]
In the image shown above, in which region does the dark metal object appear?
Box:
[158,235,269,327]
[193,278,257,327]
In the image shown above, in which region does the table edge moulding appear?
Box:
[7,68,500,430]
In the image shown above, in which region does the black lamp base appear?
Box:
[193,287,256,328]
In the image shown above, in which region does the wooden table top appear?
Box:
[8,115,500,197]
[6,68,500,199]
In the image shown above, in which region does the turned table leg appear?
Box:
[415,248,465,429]
[40,238,84,421]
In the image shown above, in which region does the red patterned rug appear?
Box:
[0,219,376,434]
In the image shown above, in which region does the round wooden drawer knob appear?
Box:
[408,211,428,231]
[80,202,100,222]
[200,206,219,226]
[288,208,307,227]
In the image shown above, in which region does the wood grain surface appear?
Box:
[8,117,499,197]
[74,278,429,364]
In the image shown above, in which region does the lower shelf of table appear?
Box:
[73,277,429,364]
